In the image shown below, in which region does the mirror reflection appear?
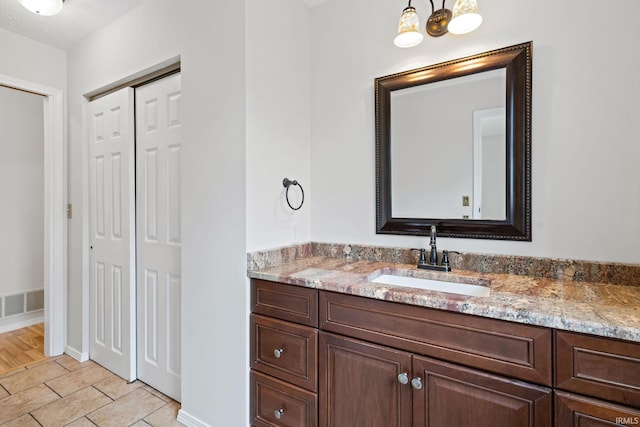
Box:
[390,69,506,220]
[472,106,506,220]
[375,41,532,240]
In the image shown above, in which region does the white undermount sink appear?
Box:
[371,274,491,297]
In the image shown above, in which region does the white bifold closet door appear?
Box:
[135,73,182,401]
[88,87,137,382]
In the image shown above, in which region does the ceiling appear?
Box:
[0,0,146,49]
[0,0,329,51]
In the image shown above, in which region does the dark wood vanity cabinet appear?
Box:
[320,331,551,427]
[318,290,552,386]
[250,279,319,427]
[554,330,640,426]
[319,291,552,427]
[250,279,640,426]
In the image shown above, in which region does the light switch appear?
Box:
[462,196,469,207]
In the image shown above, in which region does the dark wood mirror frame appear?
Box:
[375,41,532,240]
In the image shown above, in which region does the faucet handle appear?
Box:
[411,248,428,266]
[441,250,461,267]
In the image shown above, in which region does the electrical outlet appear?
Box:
[462,196,469,206]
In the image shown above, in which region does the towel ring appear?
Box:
[283,178,304,211]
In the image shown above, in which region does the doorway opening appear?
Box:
[0,74,66,359]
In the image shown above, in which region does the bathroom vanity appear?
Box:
[248,251,640,427]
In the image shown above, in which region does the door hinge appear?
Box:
[67,203,72,219]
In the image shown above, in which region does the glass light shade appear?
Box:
[448,0,482,35]
[394,6,424,48]
[18,0,63,16]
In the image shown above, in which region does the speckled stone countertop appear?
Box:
[247,243,640,343]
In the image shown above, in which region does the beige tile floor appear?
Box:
[0,355,183,426]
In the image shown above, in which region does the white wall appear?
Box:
[66,1,247,425]
[309,0,640,264]
[0,27,66,88]
[246,0,312,252]
[0,86,44,296]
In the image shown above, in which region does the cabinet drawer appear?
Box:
[555,331,640,407]
[251,279,318,327]
[251,314,318,392]
[555,391,640,426]
[320,290,552,386]
[250,370,317,427]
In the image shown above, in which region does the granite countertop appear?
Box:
[248,255,640,343]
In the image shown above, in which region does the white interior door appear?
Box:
[88,88,136,381]
[135,73,182,401]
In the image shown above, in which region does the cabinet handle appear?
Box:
[274,348,284,358]
[274,408,284,419]
[397,373,409,384]
[411,377,423,390]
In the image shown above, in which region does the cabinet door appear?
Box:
[412,355,552,427]
[319,332,412,427]
[556,391,640,427]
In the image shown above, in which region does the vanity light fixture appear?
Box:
[394,0,424,48]
[18,0,64,16]
[394,0,482,48]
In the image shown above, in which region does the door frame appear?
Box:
[472,106,506,220]
[0,73,66,356]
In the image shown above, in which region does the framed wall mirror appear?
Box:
[375,41,532,240]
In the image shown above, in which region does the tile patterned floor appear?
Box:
[0,355,183,426]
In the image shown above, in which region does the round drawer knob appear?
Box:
[411,377,423,390]
[274,408,284,419]
[397,373,409,384]
[274,348,284,358]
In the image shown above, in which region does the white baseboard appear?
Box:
[0,314,44,334]
[177,409,211,427]
[64,345,89,362]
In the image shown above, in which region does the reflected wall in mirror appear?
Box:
[375,41,532,240]
[391,69,506,220]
